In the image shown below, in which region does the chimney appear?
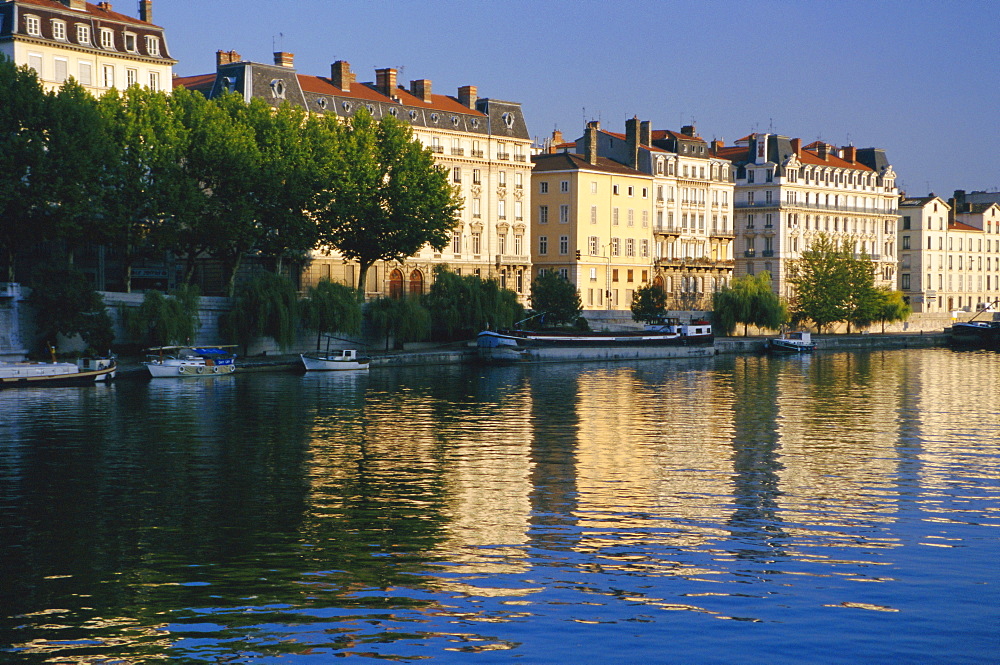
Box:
[97,2,112,11]
[816,142,829,160]
[331,61,354,91]
[711,139,725,154]
[625,116,640,169]
[216,50,241,67]
[954,189,967,209]
[681,124,696,137]
[410,79,432,103]
[585,121,599,166]
[375,68,397,98]
[64,0,87,10]
[550,129,563,153]
[138,0,152,22]
[842,146,857,163]
[273,52,295,68]
[640,120,651,146]
[790,137,801,156]
[458,85,477,109]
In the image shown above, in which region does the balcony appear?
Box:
[451,148,464,156]
[710,229,735,239]
[656,257,735,270]
[762,249,775,257]
[653,225,681,237]
[431,145,444,154]
[513,154,527,162]
[471,149,484,158]
[744,250,756,258]
[497,152,510,160]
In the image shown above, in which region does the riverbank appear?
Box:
[109,332,951,378]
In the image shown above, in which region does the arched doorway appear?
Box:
[389,269,404,299]
[409,269,424,297]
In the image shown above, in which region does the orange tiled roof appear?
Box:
[532,151,649,176]
[950,220,982,232]
[17,0,156,27]
[650,129,704,142]
[599,130,669,153]
[173,73,215,93]
[797,149,873,171]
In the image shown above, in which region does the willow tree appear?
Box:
[423,266,523,340]
[300,279,362,348]
[311,109,462,293]
[711,272,786,336]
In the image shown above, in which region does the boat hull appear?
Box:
[477,330,715,364]
[144,360,236,378]
[0,360,116,387]
[300,353,370,371]
[767,340,816,354]
[949,322,1000,349]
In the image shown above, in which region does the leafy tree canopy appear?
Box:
[221,272,299,352]
[631,283,668,324]
[423,266,523,340]
[711,272,786,336]
[301,279,362,339]
[529,271,582,327]
[27,266,113,355]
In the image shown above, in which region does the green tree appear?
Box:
[0,59,48,281]
[874,288,912,333]
[529,271,582,327]
[788,234,852,333]
[844,253,881,333]
[98,86,188,292]
[365,296,431,350]
[422,266,523,340]
[37,79,113,265]
[711,272,786,336]
[27,266,114,355]
[311,110,462,292]
[122,285,201,347]
[300,279,362,348]
[631,283,668,324]
[221,272,299,353]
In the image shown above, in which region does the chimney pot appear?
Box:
[97,1,112,11]
[410,79,432,103]
[273,51,295,68]
[139,0,153,22]
[458,85,477,109]
[216,50,241,67]
[711,139,725,153]
[681,124,696,137]
[331,61,354,91]
[375,68,397,98]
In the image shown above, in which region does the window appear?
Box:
[627,186,634,197]
[539,236,548,255]
[52,20,67,41]
[560,180,569,193]
[626,238,635,257]
[102,64,114,88]
[641,239,649,257]
[25,15,41,37]
[54,58,68,83]
[472,169,481,185]
[514,172,523,189]
[148,71,160,91]
[628,209,634,226]
[590,205,598,224]
[498,199,506,220]
[452,167,461,183]
[613,184,620,195]
[472,198,481,218]
[613,208,619,226]
[748,169,755,184]
[589,236,599,255]
[78,61,93,86]
[539,181,548,194]
[559,236,569,255]
[559,204,569,223]
[538,205,548,224]
[144,35,160,56]
[498,233,506,254]
[590,268,598,281]
[514,234,523,255]
[126,68,138,87]
[76,24,91,45]
[514,200,523,221]
[611,238,620,256]
[902,274,911,290]
[902,235,910,250]
[472,232,481,254]
[559,268,569,280]
[28,53,42,76]
[452,232,462,254]
[591,181,597,194]
[124,32,137,53]
[498,171,506,186]
[642,211,649,227]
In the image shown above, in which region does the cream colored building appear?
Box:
[0,0,174,94]
[715,133,899,299]
[532,127,656,310]
[900,193,1000,313]
[554,120,735,310]
[176,53,532,301]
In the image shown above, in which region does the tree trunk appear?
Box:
[356,259,375,300]
[225,252,243,298]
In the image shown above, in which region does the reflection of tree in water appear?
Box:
[727,355,787,556]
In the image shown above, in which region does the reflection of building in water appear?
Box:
[767,353,903,542]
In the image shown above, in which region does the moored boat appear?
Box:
[143,346,237,378]
[949,320,1000,348]
[477,319,714,364]
[301,348,370,371]
[0,356,116,387]
[767,331,816,354]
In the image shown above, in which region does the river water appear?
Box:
[1,348,997,663]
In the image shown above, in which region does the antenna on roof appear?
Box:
[272,32,284,52]
[768,117,773,132]
[847,132,852,146]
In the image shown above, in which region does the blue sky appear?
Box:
[156,0,999,199]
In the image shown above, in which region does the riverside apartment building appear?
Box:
[176,51,532,300]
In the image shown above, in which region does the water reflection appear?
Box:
[1,350,998,662]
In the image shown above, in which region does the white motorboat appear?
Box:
[143,346,237,378]
[300,348,370,371]
[0,356,116,387]
[767,331,816,354]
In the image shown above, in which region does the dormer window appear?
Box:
[25,15,41,36]
[100,28,114,49]
[145,35,160,56]
[270,79,286,99]
[52,20,67,41]
[123,32,137,53]
[76,24,90,44]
